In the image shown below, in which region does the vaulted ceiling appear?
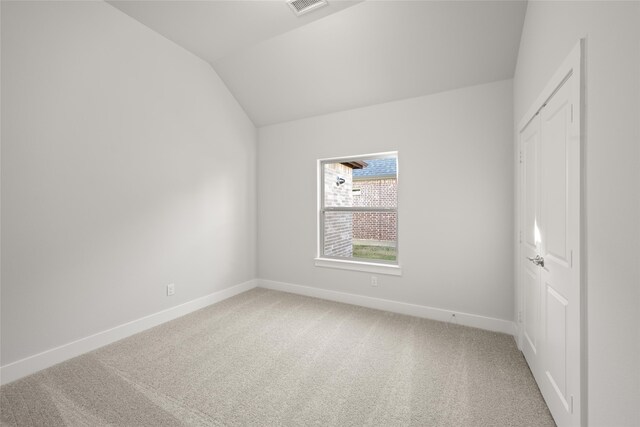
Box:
[109,1,527,127]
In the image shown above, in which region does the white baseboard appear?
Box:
[0,279,258,385]
[259,279,516,336]
[1,278,516,385]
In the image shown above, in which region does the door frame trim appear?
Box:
[515,39,585,426]
[517,40,583,134]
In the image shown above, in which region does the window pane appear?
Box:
[323,211,354,257]
[324,157,397,208]
[324,211,397,262]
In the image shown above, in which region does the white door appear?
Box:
[538,76,580,426]
[519,73,581,427]
[520,115,542,380]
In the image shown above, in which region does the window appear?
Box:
[316,152,400,276]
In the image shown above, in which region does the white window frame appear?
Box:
[315,151,401,276]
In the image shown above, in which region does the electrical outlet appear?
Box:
[371,276,378,287]
[167,283,175,296]
[450,313,457,324]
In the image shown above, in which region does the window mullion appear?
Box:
[323,207,397,212]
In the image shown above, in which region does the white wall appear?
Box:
[514,2,640,425]
[258,80,514,323]
[1,1,257,365]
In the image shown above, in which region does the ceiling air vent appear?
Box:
[287,0,328,16]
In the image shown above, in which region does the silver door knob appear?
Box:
[527,255,545,267]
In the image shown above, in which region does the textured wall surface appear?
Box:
[1,1,257,365]
[259,80,514,321]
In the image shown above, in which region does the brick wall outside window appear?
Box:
[323,163,353,257]
[352,178,397,242]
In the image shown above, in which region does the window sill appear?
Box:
[314,258,402,276]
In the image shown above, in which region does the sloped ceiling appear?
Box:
[108,0,362,64]
[109,1,527,127]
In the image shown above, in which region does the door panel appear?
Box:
[524,137,538,249]
[524,268,539,354]
[545,283,568,408]
[541,87,570,266]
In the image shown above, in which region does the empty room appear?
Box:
[1,0,639,426]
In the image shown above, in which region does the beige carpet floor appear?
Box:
[1,288,555,426]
